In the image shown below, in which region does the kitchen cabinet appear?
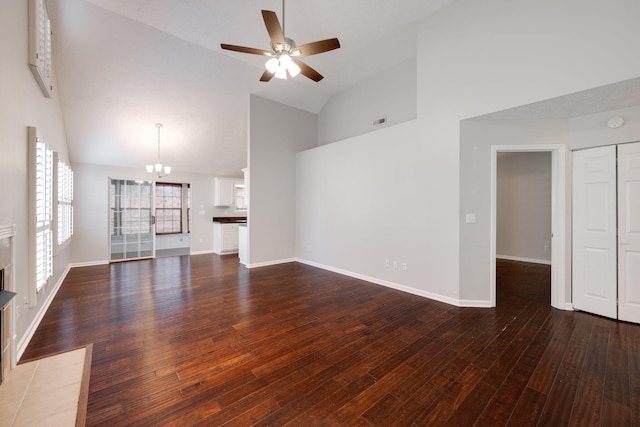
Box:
[213,222,239,254]
[214,177,234,206]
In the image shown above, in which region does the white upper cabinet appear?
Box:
[214,177,234,206]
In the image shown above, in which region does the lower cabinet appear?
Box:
[213,223,239,254]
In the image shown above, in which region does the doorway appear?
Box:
[489,145,567,309]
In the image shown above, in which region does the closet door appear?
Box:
[618,142,640,323]
[572,146,617,319]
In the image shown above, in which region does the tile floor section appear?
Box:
[0,348,85,427]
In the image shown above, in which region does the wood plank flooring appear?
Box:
[21,256,640,426]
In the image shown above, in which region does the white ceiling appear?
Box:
[47,0,454,176]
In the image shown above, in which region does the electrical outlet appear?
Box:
[392,261,398,269]
[401,263,407,271]
[385,259,390,267]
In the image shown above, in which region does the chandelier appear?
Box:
[146,123,171,178]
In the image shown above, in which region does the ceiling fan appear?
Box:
[220,0,340,82]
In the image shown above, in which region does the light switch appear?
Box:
[465,213,476,223]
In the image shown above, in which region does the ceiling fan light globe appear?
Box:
[288,62,301,77]
[265,57,279,73]
[279,53,292,67]
[275,66,288,80]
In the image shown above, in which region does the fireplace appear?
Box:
[0,226,16,386]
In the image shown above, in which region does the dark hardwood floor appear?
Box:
[21,256,640,426]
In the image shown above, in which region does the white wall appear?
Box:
[248,96,317,266]
[459,119,569,303]
[297,119,463,303]
[71,163,228,264]
[0,1,72,353]
[297,0,640,306]
[317,57,417,146]
[496,152,552,263]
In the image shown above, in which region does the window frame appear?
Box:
[154,182,189,235]
[28,127,53,302]
[54,154,73,251]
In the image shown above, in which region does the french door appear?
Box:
[109,179,155,261]
[572,142,640,323]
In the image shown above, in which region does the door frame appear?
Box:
[489,145,568,309]
[108,177,157,262]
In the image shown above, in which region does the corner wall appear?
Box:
[317,57,417,146]
[248,96,317,266]
[0,1,71,356]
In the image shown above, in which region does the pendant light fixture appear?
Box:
[146,123,171,178]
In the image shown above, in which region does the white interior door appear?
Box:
[572,146,617,319]
[618,142,640,323]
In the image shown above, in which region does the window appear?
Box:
[56,157,73,247]
[234,184,247,211]
[110,180,153,236]
[28,0,53,97]
[155,183,191,234]
[29,127,53,294]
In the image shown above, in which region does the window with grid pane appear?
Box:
[155,183,182,234]
[30,131,53,293]
[56,159,73,246]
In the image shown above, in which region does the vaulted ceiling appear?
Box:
[47,0,454,176]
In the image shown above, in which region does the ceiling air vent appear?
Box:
[373,116,387,127]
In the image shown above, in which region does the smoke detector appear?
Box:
[607,116,625,128]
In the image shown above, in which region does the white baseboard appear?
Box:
[295,258,480,308]
[68,260,109,268]
[458,299,494,308]
[17,264,72,361]
[246,258,296,269]
[496,255,551,265]
[190,250,215,256]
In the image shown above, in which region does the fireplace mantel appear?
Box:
[0,224,16,240]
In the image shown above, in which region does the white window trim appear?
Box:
[54,153,73,252]
[28,127,53,304]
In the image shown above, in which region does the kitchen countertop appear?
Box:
[212,216,247,223]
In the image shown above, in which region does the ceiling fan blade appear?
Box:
[294,38,341,57]
[262,10,285,47]
[260,70,274,82]
[220,44,272,56]
[293,59,323,82]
